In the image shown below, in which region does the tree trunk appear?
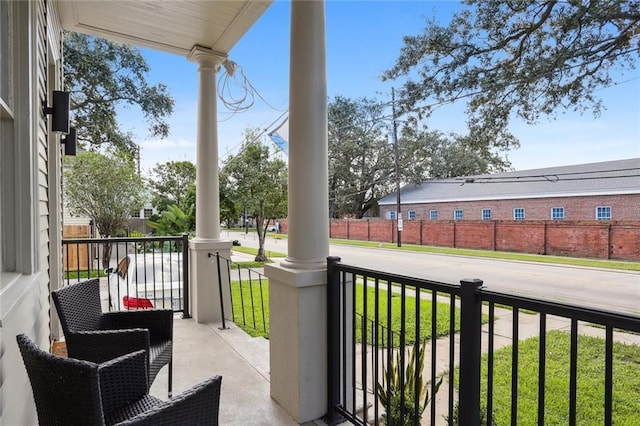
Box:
[101,241,113,270]
[255,215,269,262]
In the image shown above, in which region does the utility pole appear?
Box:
[392,88,402,247]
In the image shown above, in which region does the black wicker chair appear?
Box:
[52,278,174,396]
[17,334,221,426]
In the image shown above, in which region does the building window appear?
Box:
[551,207,564,220]
[429,210,438,220]
[131,210,141,218]
[389,211,396,220]
[514,208,525,220]
[482,209,492,220]
[454,209,463,220]
[143,208,153,218]
[596,206,611,220]
[408,210,416,220]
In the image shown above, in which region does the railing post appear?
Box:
[182,234,191,319]
[459,278,483,426]
[216,252,228,330]
[326,256,343,425]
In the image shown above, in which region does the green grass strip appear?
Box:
[230,260,272,269]
[63,270,107,279]
[232,245,287,258]
[329,239,640,271]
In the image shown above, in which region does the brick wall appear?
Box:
[324,219,640,261]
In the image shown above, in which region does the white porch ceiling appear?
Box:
[57,1,273,56]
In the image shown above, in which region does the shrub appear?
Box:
[376,339,442,425]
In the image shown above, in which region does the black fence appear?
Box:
[212,252,269,337]
[326,256,640,425]
[61,235,189,317]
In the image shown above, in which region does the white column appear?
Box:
[188,46,226,241]
[187,46,232,324]
[265,1,329,423]
[281,0,329,270]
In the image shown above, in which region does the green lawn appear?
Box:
[63,269,107,280]
[230,278,488,349]
[329,239,640,271]
[355,282,466,347]
[475,330,640,425]
[230,280,270,338]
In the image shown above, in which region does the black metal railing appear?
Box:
[326,256,640,426]
[213,252,269,337]
[61,235,189,317]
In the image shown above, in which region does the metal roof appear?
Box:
[379,158,640,205]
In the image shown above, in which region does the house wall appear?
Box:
[327,219,640,261]
[380,194,639,221]
[0,1,63,423]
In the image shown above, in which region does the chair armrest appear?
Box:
[66,329,150,364]
[103,310,173,342]
[99,350,149,416]
[116,376,222,426]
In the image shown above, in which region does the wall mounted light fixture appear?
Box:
[62,127,77,156]
[42,90,70,133]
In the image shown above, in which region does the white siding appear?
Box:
[0,0,63,423]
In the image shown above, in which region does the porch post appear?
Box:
[264,0,329,422]
[187,46,232,324]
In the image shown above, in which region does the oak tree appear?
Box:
[384,0,639,153]
[64,33,174,154]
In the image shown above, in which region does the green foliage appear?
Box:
[64,150,144,268]
[399,123,510,182]
[221,128,288,261]
[64,32,174,154]
[147,161,196,214]
[220,179,240,228]
[327,95,509,218]
[328,95,393,219]
[147,204,194,236]
[384,1,639,154]
[376,339,443,425]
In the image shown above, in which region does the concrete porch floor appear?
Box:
[149,316,301,425]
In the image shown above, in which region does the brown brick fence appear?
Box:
[326,219,640,261]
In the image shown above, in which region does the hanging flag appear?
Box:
[268,117,289,156]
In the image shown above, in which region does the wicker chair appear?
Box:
[16,334,221,426]
[52,278,174,396]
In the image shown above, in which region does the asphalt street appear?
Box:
[225,230,640,315]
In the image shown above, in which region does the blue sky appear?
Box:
[126,0,640,175]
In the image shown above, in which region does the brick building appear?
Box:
[379,158,639,222]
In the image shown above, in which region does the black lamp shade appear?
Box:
[52,91,70,133]
[63,127,77,156]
